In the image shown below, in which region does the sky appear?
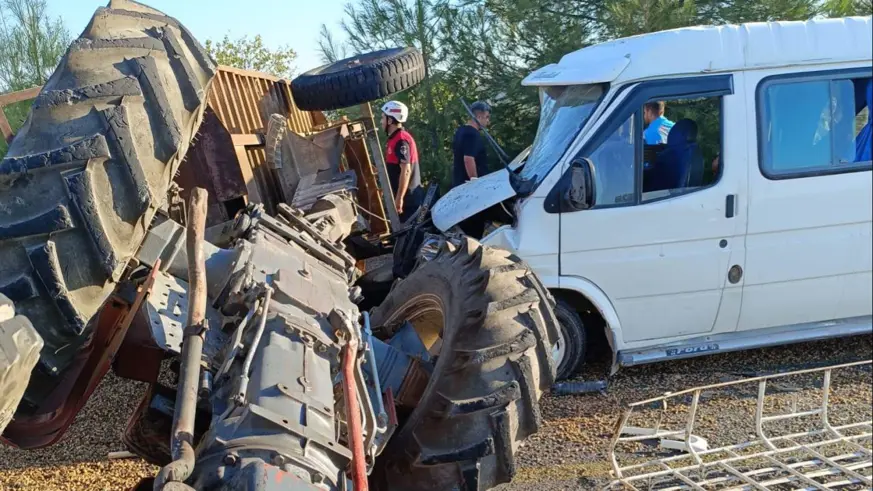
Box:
[46,0,350,73]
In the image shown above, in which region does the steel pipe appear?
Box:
[155,187,209,490]
[236,286,273,404]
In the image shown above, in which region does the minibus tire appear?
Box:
[554,299,587,379]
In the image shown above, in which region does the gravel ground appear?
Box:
[0,335,870,491]
[0,374,157,491]
[505,334,873,490]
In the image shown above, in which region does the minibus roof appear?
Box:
[523,16,872,87]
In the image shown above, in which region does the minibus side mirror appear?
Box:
[564,157,596,211]
[544,157,597,213]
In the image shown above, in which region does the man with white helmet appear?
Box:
[380,100,422,222]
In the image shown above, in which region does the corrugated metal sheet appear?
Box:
[210,65,322,135]
[205,66,328,215]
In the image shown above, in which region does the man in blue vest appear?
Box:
[381,100,422,223]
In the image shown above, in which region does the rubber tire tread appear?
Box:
[0,0,214,412]
[370,237,558,491]
[553,298,587,380]
[290,47,425,111]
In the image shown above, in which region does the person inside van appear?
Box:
[643,101,675,145]
[856,79,872,162]
[642,101,675,173]
[644,118,703,192]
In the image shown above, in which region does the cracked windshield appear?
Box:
[520,84,604,182]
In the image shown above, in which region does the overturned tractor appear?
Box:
[0,1,559,490]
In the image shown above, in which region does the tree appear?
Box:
[820,0,873,16]
[0,0,70,159]
[328,0,866,190]
[319,0,451,184]
[204,34,297,79]
[440,0,604,163]
[0,0,70,92]
[317,24,348,64]
[602,0,698,38]
[697,0,820,24]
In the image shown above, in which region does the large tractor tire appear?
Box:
[0,0,214,413]
[290,47,425,111]
[370,238,558,491]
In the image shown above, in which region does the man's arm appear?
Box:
[395,140,412,212]
[463,132,478,179]
[463,156,478,179]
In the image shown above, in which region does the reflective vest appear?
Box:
[385,129,419,165]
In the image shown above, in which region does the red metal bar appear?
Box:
[385,387,398,428]
[342,340,369,491]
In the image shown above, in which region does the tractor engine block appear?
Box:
[139,196,386,490]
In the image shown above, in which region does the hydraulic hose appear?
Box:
[342,337,368,491]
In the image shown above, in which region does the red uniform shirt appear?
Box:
[385,128,421,195]
[385,128,419,165]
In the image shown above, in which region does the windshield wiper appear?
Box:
[460,98,536,196]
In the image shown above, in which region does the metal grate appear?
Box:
[606,360,873,490]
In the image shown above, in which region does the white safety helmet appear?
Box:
[381,100,409,123]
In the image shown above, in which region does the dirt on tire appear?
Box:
[0,0,215,415]
[290,47,425,111]
[369,237,558,491]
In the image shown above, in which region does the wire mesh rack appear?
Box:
[605,360,873,490]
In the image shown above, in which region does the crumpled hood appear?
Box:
[431,147,531,232]
[432,169,517,232]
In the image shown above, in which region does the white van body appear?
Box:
[431,16,873,373]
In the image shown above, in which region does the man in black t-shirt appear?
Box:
[452,101,491,189]
[451,101,492,238]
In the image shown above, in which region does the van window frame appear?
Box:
[544,74,734,214]
[755,67,873,181]
[640,95,726,205]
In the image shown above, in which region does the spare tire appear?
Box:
[0,0,214,416]
[370,238,558,491]
[290,47,425,111]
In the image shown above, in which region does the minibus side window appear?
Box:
[758,73,872,179]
